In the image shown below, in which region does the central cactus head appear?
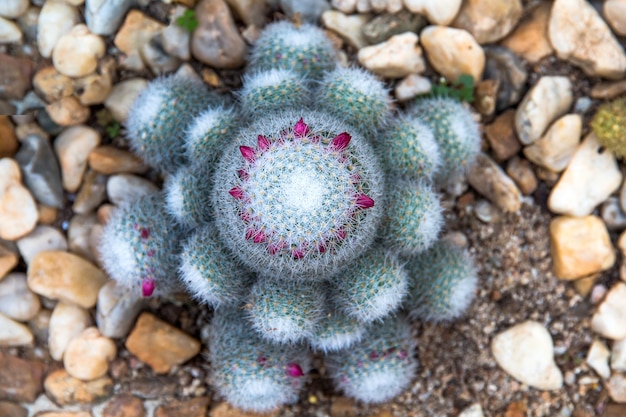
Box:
[212,111,384,278]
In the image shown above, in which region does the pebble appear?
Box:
[125,312,201,374]
[68,214,98,261]
[452,0,522,44]
[0,158,38,241]
[37,0,79,58]
[161,6,191,61]
[48,301,92,361]
[420,25,484,83]
[491,320,563,390]
[0,116,18,158]
[17,225,68,265]
[0,242,18,280]
[458,404,484,417]
[0,0,29,18]
[605,0,626,36]
[224,0,267,27]
[102,394,146,417]
[38,204,58,225]
[64,327,117,381]
[473,200,499,224]
[613,338,626,371]
[114,10,165,72]
[394,74,432,101]
[484,109,521,162]
[322,10,370,49]
[210,402,280,417]
[586,339,611,379]
[362,10,426,45]
[483,46,527,111]
[54,125,101,193]
[73,70,113,106]
[607,374,626,403]
[0,313,33,346]
[280,0,330,22]
[331,0,356,13]
[549,0,626,79]
[500,2,553,64]
[106,174,159,206]
[591,282,626,340]
[0,273,40,321]
[44,369,113,406]
[129,376,178,399]
[18,6,40,42]
[0,16,22,44]
[15,123,50,142]
[46,97,90,126]
[601,198,626,230]
[97,280,145,339]
[357,32,425,78]
[514,76,573,145]
[155,397,211,417]
[548,133,622,217]
[88,146,147,175]
[103,78,148,122]
[0,354,45,402]
[0,54,35,100]
[27,251,108,309]
[590,79,626,100]
[506,157,537,196]
[85,0,135,36]
[0,401,27,417]
[36,412,92,417]
[467,152,522,212]
[140,35,181,75]
[191,0,248,69]
[523,114,581,173]
[474,79,498,117]
[15,135,64,208]
[72,171,107,216]
[52,24,105,78]
[403,0,462,25]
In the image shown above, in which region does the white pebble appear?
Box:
[64,326,117,381]
[53,24,105,78]
[0,273,40,322]
[37,0,80,58]
[403,0,462,25]
[357,32,425,78]
[591,282,626,340]
[54,125,101,193]
[0,0,29,18]
[612,337,626,371]
[48,301,92,361]
[106,174,159,206]
[104,78,148,122]
[0,16,23,44]
[0,312,33,346]
[586,339,611,379]
[17,225,68,265]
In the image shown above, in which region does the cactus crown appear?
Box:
[591,96,626,158]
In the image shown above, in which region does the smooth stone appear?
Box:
[592,283,626,340]
[0,158,38,241]
[85,0,135,36]
[0,313,33,346]
[0,16,23,44]
[458,404,484,417]
[125,312,201,374]
[46,97,90,126]
[467,152,522,212]
[394,73,431,101]
[89,146,146,175]
[102,394,146,417]
[550,215,615,280]
[0,273,40,321]
[452,0,522,44]
[114,10,164,56]
[16,6,39,42]
[0,401,27,417]
[33,66,75,103]
[64,327,117,381]
[362,10,427,45]
[501,2,552,63]
[613,338,626,371]
[68,214,98,261]
[483,45,527,111]
[514,76,573,145]
[601,197,626,230]
[29,307,51,343]
[52,24,105,78]
[97,280,145,339]
[403,0,462,25]
[0,242,19,280]
[420,25,484,83]
[549,0,626,79]
[357,32,425,78]
[15,123,50,142]
[191,0,248,69]
[280,0,330,22]
[73,70,113,106]
[37,0,79,58]
[587,339,611,380]
[54,125,101,193]
[103,78,148,122]
[154,397,210,417]
[161,6,191,61]
[0,54,35,100]
[72,171,107,216]
[17,226,67,265]
[48,301,91,361]
[491,320,563,390]
[36,106,64,134]
[331,0,356,13]
[36,412,92,417]
[548,133,622,216]
[322,10,370,49]
[505,156,537,196]
[484,109,521,162]
[590,79,626,100]
[224,0,267,27]
[605,0,626,36]
[0,354,45,402]
[0,0,29,18]
[129,376,178,399]
[139,35,181,75]
[106,174,159,206]
[44,369,113,406]
[523,114,581,173]
[14,135,64,208]
[607,374,626,403]
[355,0,372,13]
[0,116,18,158]
[27,251,108,309]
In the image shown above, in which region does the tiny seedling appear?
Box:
[176,9,199,32]
[428,74,475,103]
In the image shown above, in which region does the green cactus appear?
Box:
[239,69,311,117]
[591,96,626,158]
[307,305,366,352]
[164,162,214,227]
[184,105,239,164]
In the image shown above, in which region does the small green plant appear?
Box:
[105,121,121,139]
[176,9,199,32]
[428,74,475,103]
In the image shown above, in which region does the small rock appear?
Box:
[114,10,165,57]
[452,0,522,44]
[17,6,41,42]
[0,273,40,321]
[403,0,462,25]
[458,403,484,417]
[27,251,108,309]
[102,394,146,417]
[0,353,45,402]
[97,280,145,339]
[46,97,90,126]
[613,338,626,371]
[125,312,201,374]
[38,204,58,225]
[574,275,597,297]
[73,70,113,106]
[590,79,626,100]
[85,0,135,36]
[64,327,117,381]
[0,116,18,158]
[394,73,432,101]
[587,339,611,379]
[523,113,581,173]
[37,0,79,58]
[54,125,101,193]
[210,402,279,417]
[550,215,615,281]
[601,198,626,230]
[605,0,626,36]
[0,0,29,18]
[88,146,147,175]
[224,0,267,27]
[14,134,65,208]
[0,158,38,241]
[548,133,622,217]
[491,320,563,390]
[29,307,51,343]
[72,171,107,216]
[0,313,33,346]
[103,78,148,122]
[355,0,372,13]
[483,46,527,111]
[129,376,178,399]
[106,174,159,206]
[357,32,425,78]
[607,373,626,403]
[506,157,537,196]
[473,199,500,224]
[0,16,22,44]
[0,401,27,417]
[36,412,92,417]
[0,54,35,100]
[67,214,98,261]
[473,79,499,117]
[48,301,92,361]
[549,0,626,79]
[44,369,113,406]
[15,123,49,142]
[322,10,370,49]
[515,76,573,145]
[592,282,626,340]
[161,6,191,61]
[280,0,330,22]
[467,152,522,212]
[0,242,18,280]
[155,397,210,417]
[191,0,248,69]
[362,10,427,45]
[484,109,521,162]
[331,0,356,13]
[420,25,484,83]
[140,36,181,75]
[17,226,67,265]
[53,24,105,78]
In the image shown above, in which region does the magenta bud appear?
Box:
[141,278,155,297]
[355,193,374,209]
[330,132,351,151]
[293,118,310,138]
[258,135,271,151]
[286,363,304,377]
[239,145,256,163]
[228,187,245,199]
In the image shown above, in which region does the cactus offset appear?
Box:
[591,96,626,158]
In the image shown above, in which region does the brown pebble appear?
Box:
[129,376,178,399]
[0,401,27,417]
[506,156,538,195]
[484,109,521,162]
[155,397,210,417]
[329,396,356,417]
[46,97,90,126]
[504,400,527,417]
[0,54,35,100]
[0,353,46,403]
[0,242,18,281]
[35,412,92,417]
[88,146,147,175]
[32,66,74,103]
[103,394,146,417]
[210,402,280,417]
[37,204,58,225]
[44,369,113,406]
[573,275,598,297]
[0,116,18,158]
[590,79,626,100]
[474,79,499,117]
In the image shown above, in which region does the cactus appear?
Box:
[404,241,478,322]
[325,315,418,403]
[209,307,312,412]
[307,305,367,352]
[184,105,238,164]
[239,69,311,117]
[591,96,626,158]
[163,162,214,227]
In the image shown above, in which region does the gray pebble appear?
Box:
[362,10,426,45]
[484,45,527,111]
[85,0,135,36]
[279,0,330,22]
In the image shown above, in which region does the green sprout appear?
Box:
[176,9,199,32]
[106,121,121,139]
[427,74,475,103]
